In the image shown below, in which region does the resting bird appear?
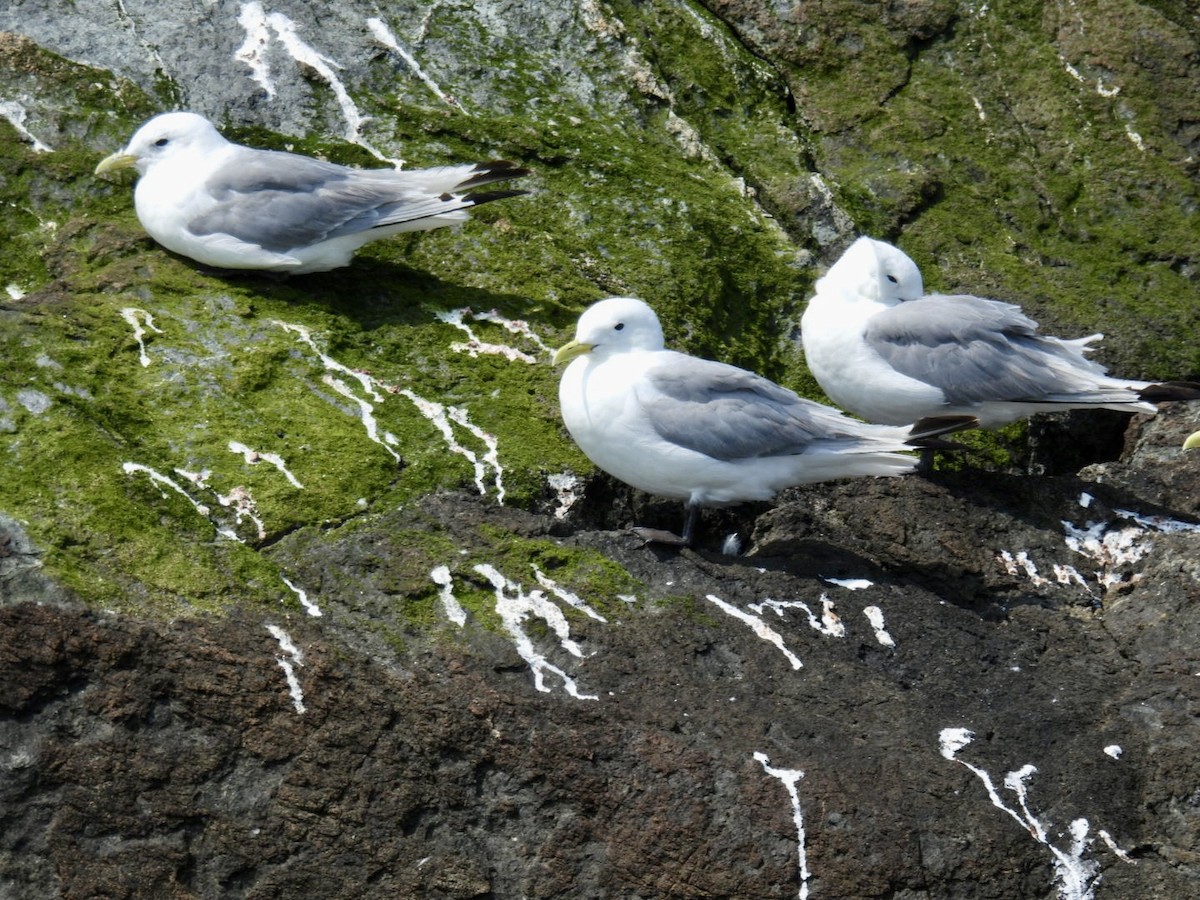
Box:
[95,111,529,273]
[801,236,1200,428]
[553,297,976,546]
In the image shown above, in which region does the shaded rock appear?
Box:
[4,410,1200,897]
[1080,402,1200,516]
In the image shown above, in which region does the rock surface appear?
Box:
[1,1,1199,898]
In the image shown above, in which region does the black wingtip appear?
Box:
[1138,380,1200,403]
[456,160,533,190]
[462,188,530,207]
[905,415,980,448]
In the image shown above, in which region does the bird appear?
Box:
[94,111,530,274]
[1185,431,1200,451]
[553,297,977,546]
[801,236,1200,428]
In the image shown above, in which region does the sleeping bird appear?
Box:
[801,236,1199,428]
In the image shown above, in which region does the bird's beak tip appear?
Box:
[552,340,592,366]
[94,151,137,176]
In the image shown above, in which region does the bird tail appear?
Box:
[1137,380,1200,403]
[905,415,980,449]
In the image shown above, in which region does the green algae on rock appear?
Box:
[0,12,808,615]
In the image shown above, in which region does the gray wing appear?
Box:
[864,294,1106,403]
[637,353,863,460]
[188,149,489,252]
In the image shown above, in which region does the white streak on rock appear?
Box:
[233,4,399,165]
[1063,507,1200,590]
[754,751,811,900]
[120,308,163,367]
[547,472,582,519]
[122,462,239,537]
[1124,124,1145,152]
[707,595,803,669]
[215,485,267,541]
[275,320,384,401]
[532,565,607,622]
[229,440,304,488]
[367,17,466,113]
[748,595,844,638]
[998,549,1050,586]
[173,467,211,489]
[472,310,553,355]
[446,405,505,504]
[277,319,504,499]
[283,575,322,617]
[1113,508,1200,535]
[1053,564,1090,591]
[0,101,51,152]
[1098,830,1135,863]
[234,2,276,98]
[1063,520,1147,587]
[324,374,402,462]
[863,606,895,648]
[474,564,599,699]
[430,565,467,626]
[265,624,306,714]
[436,308,539,363]
[820,576,873,591]
[398,389,484,491]
[939,728,1135,899]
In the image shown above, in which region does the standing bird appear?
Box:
[801,236,1200,428]
[553,297,976,546]
[95,111,529,274]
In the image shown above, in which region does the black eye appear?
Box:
[613,322,625,331]
[154,138,169,147]
[886,274,898,283]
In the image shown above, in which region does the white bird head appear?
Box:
[95,111,228,177]
[553,297,666,365]
[819,236,925,306]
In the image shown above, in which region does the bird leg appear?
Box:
[630,505,699,548]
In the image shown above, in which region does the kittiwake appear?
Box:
[553,297,976,546]
[95,111,530,274]
[801,236,1200,428]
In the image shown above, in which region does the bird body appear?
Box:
[555,297,975,543]
[96,112,528,273]
[801,237,1196,428]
